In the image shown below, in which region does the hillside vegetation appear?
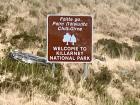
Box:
[0,0,140,105]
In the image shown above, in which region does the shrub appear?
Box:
[29,9,38,17]
[0,14,8,24]
[10,31,41,49]
[96,39,133,58]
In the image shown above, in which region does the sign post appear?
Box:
[47,15,92,78]
[52,63,55,78]
[83,63,89,79]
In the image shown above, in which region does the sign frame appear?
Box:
[47,14,93,63]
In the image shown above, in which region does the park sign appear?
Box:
[47,15,92,62]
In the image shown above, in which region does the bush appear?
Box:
[0,14,8,24]
[96,39,132,58]
[10,31,41,49]
[29,9,38,17]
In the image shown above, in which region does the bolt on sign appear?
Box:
[47,15,92,62]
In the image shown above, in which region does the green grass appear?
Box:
[0,57,63,101]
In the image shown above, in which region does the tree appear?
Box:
[70,34,76,45]
[63,33,71,45]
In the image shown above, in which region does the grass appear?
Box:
[0,57,63,101]
[0,0,140,104]
[29,9,39,17]
[0,56,140,104]
[10,31,42,49]
[0,14,8,24]
[96,39,133,58]
[84,66,112,96]
[95,96,140,105]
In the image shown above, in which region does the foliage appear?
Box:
[10,32,42,49]
[84,66,112,96]
[0,14,8,25]
[0,57,63,101]
[96,39,132,58]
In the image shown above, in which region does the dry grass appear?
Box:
[0,0,140,105]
